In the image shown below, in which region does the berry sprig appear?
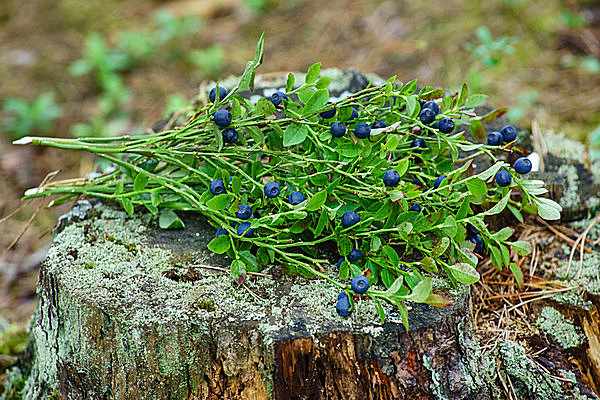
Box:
[14,34,562,329]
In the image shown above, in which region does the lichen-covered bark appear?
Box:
[2,203,502,400]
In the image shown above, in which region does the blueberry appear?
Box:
[410,204,422,213]
[288,191,305,205]
[437,117,454,133]
[347,107,358,121]
[382,170,400,187]
[237,221,254,238]
[336,292,352,317]
[433,175,446,189]
[209,179,226,195]
[330,122,346,138]
[411,138,427,153]
[341,211,360,228]
[411,178,422,187]
[514,157,532,174]
[351,276,370,294]
[466,223,479,237]
[236,204,252,220]
[469,235,484,252]
[354,123,371,139]
[500,125,517,143]
[213,110,232,127]
[264,181,281,198]
[419,108,436,125]
[320,102,336,119]
[487,131,503,146]
[495,169,512,187]
[422,100,439,115]
[348,248,363,261]
[337,257,344,270]
[222,128,239,143]
[372,120,386,129]
[270,91,288,107]
[215,228,228,238]
[209,86,227,103]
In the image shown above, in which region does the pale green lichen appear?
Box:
[423,355,448,400]
[559,370,598,400]
[536,307,584,349]
[557,164,581,210]
[552,243,600,309]
[543,130,588,161]
[498,340,565,399]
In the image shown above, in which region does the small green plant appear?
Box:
[506,89,539,122]
[188,44,225,78]
[466,26,517,67]
[16,35,561,329]
[68,10,202,138]
[2,92,62,140]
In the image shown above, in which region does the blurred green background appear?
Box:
[1,0,600,376]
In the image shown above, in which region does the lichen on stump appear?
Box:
[5,203,494,400]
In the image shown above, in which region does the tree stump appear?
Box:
[5,202,497,400]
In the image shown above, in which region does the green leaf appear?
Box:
[384,135,399,150]
[371,236,381,252]
[383,245,399,266]
[372,296,386,324]
[286,73,295,92]
[159,209,185,229]
[536,197,562,220]
[458,83,469,106]
[424,294,453,307]
[121,198,134,215]
[305,62,321,84]
[508,240,531,256]
[206,194,232,211]
[500,243,510,267]
[420,257,438,273]
[447,263,480,284]
[238,32,264,91]
[439,215,458,238]
[336,143,362,158]
[385,276,405,297]
[490,245,503,270]
[306,190,327,211]
[230,259,247,285]
[509,262,524,289]
[469,119,486,143]
[297,88,315,104]
[466,178,487,197]
[255,97,277,116]
[477,162,505,181]
[231,175,242,194]
[431,237,450,257]
[395,158,410,178]
[480,107,508,123]
[492,227,514,242]
[484,192,510,216]
[151,192,161,207]
[302,89,329,116]
[396,300,409,332]
[465,94,488,108]
[314,210,328,237]
[405,96,419,118]
[133,172,149,192]
[283,123,309,147]
[381,269,396,289]
[208,234,231,254]
[315,76,331,89]
[408,278,432,303]
[507,203,524,223]
[246,125,265,146]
